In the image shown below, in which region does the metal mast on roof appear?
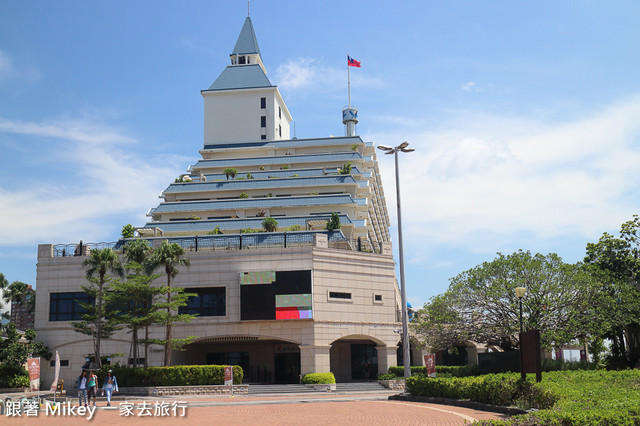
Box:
[343,54,359,137]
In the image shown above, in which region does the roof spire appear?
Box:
[247,1,250,17]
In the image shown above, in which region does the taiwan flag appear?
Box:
[348,56,361,67]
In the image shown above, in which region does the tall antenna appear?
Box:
[248,1,250,16]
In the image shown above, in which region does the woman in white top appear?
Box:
[101,370,119,406]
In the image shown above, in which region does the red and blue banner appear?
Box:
[348,56,361,67]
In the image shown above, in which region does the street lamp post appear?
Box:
[378,141,415,380]
[515,287,527,334]
[515,286,527,380]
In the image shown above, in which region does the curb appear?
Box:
[388,394,528,416]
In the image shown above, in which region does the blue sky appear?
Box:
[1,1,639,308]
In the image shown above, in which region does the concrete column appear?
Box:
[314,233,328,248]
[38,244,53,259]
[466,346,479,366]
[376,345,398,376]
[153,239,168,249]
[300,345,331,376]
[379,242,392,256]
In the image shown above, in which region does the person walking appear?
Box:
[77,370,88,407]
[102,370,119,406]
[87,370,98,406]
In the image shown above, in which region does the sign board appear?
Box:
[224,366,233,386]
[520,329,542,382]
[424,354,436,377]
[27,357,40,391]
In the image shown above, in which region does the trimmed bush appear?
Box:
[96,364,243,387]
[406,373,557,409]
[301,373,336,384]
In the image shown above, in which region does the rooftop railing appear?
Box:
[52,231,386,257]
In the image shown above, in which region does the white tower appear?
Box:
[201,17,293,146]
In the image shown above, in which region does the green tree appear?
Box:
[412,251,602,351]
[223,168,238,180]
[145,241,191,366]
[121,224,135,239]
[0,322,51,385]
[107,263,165,368]
[262,217,279,232]
[78,248,124,368]
[326,213,341,232]
[584,215,640,367]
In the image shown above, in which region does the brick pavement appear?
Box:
[1,394,509,425]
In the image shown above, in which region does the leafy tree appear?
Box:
[326,213,341,232]
[262,217,279,232]
[107,263,165,368]
[584,215,640,367]
[239,192,249,198]
[145,241,191,366]
[0,322,51,381]
[121,224,135,239]
[412,250,604,351]
[78,248,124,368]
[223,168,238,180]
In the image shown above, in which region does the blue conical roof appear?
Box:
[232,17,261,57]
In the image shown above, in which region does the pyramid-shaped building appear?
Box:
[35,17,407,385]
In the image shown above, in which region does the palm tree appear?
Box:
[123,239,152,265]
[262,217,279,232]
[83,248,124,367]
[146,241,190,366]
[223,168,238,180]
[2,281,34,312]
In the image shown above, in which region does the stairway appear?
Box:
[247,382,388,395]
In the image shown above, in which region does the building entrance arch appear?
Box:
[176,335,301,384]
[329,335,386,382]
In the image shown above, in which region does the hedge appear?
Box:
[405,373,557,409]
[408,370,640,426]
[390,359,599,379]
[95,364,243,387]
[388,365,482,378]
[301,373,336,384]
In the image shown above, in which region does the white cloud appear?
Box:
[371,94,640,255]
[273,57,382,94]
[0,49,15,81]
[0,49,41,85]
[0,116,186,246]
[461,81,475,92]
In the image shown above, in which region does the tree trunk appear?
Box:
[132,327,139,367]
[144,325,149,368]
[164,269,172,367]
[96,272,104,368]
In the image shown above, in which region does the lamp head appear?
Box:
[398,141,409,149]
[515,287,527,298]
[377,145,393,151]
[400,147,415,153]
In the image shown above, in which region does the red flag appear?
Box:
[348,56,361,67]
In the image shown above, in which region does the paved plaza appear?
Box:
[2,392,508,425]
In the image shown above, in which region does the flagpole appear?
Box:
[347,53,351,108]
